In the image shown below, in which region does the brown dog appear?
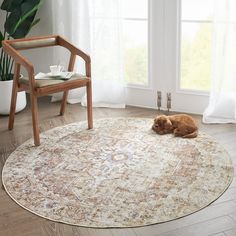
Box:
[152,114,198,138]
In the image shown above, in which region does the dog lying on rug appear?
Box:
[152,114,198,138]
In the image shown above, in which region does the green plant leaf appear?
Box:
[0,52,14,81]
[11,17,33,38]
[1,0,24,12]
[4,9,21,36]
[10,11,37,38]
[21,0,41,16]
[30,18,40,29]
[1,0,43,80]
[5,0,42,38]
[11,12,36,39]
[0,31,4,48]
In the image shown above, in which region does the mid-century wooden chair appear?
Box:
[2,35,93,146]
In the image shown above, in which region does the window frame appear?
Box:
[176,0,212,96]
[124,0,151,90]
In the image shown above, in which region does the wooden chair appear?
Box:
[2,35,93,146]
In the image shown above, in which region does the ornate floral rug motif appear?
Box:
[2,118,234,228]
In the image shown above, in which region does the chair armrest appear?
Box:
[57,36,91,78]
[57,36,91,64]
[2,40,34,74]
[2,40,37,89]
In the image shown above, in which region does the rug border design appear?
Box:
[2,118,234,228]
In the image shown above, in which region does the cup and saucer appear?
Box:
[48,65,64,77]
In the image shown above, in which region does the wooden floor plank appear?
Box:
[212,188,236,205]
[154,216,235,236]
[209,233,226,236]
[133,200,236,236]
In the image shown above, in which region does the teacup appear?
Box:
[50,65,64,76]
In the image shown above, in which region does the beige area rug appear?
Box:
[2,118,234,228]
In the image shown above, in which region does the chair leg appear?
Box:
[30,94,40,146]
[86,81,93,129]
[60,91,68,116]
[8,63,21,130]
[8,78,18,130]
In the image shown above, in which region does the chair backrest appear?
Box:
[11,37,57,50]
[10,36,57,50]
[2,35,91,77]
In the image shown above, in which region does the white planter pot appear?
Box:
[0,80,27,115]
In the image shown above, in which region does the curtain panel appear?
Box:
[51,0,126,108]
[203,0,236,123]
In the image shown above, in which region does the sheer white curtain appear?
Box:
[51,0,89,104]
[203,0,236,123]
[51,0,126,108]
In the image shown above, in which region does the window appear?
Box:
[180,0,214,91]
[122,0,148,86]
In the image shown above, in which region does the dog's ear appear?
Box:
[164,118,172,129]
[156,116,165,127]
[154,115,160,124]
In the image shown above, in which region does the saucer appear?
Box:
[47,72,62,77]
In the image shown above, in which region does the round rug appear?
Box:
[2,118,234,228]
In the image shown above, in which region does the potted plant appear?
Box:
[0,0,43,115]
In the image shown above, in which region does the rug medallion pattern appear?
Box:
[2,118,233,227]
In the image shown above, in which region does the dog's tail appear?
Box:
[182,130,198,138]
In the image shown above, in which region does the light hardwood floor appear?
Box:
[1,97,236,236]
